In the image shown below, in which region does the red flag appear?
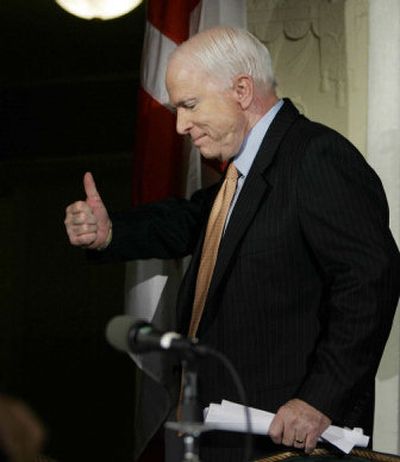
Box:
[132,0,201,206]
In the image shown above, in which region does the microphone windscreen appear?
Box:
[105,315,135,352]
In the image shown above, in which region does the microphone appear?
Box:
[105,315,202,355]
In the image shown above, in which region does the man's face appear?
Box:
[166,59,248,162]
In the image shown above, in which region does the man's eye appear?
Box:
[184,101,196,110]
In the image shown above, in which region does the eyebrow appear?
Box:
[169,98,197,110]
[174,98,197,108]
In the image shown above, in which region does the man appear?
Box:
[64,27,400,461]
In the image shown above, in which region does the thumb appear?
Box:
[83,172,101,200]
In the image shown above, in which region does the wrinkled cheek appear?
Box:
[223,132,241,152]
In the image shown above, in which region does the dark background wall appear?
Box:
[1,1,146,461]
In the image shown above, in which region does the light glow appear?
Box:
[55,0,143,20]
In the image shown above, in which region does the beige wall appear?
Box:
[247,0,368,153]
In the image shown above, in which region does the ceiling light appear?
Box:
[55,0,143,20]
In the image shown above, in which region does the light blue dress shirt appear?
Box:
[224,99,284,230]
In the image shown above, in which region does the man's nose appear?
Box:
[176,109,192,135]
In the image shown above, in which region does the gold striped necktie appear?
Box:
[188,162,239,338]
[177,162,239,422]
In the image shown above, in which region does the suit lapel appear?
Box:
[207,98,300,301]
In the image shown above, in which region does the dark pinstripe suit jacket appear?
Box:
[96,99,400,460]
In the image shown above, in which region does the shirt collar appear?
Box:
[234,99,284,177]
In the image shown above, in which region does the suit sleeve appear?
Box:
[88,185,216,263]
[295,132,400,423]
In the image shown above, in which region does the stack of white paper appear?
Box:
[204,400,369,454]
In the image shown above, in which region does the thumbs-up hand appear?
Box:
[64,172,112,249]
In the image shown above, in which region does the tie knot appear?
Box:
[226,162,239,181]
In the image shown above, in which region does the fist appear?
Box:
[64,172,112,249]
[268,399,331,454]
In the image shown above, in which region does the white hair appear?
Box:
[171,26,276,93]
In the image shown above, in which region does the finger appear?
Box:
[73,223,98,236]
[70,212,97,226]
[304,433,317,454]
[68,232,97,247]
[65,208,97,230]
[293,430,306,446]
[66,201,93,216]
[295,433,306,442]
[83,172,100,200]
[281,425,296,447]
[268,416,283,445]
[65,222,97,244]
[293,436,306,450]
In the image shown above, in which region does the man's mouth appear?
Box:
[193,134,207,145]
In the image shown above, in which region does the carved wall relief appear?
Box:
[248,0,349,137]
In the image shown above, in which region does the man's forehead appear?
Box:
[167,54,197,80]
[166,61,204,95]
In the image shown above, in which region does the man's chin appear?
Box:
[199,148,224,162]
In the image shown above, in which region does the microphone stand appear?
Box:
[181,353,202,462]
[166,349,210,462]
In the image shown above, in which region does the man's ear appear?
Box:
[232,74,254,110]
